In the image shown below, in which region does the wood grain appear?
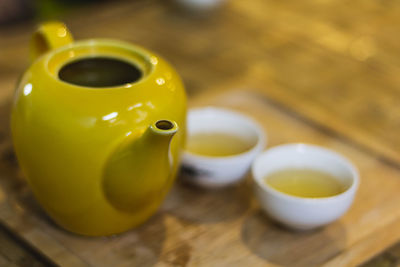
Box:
[0,90,398,266]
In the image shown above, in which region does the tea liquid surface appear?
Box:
[187,132,254,157]
[264,168,346,198]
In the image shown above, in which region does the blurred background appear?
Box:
[1,0,400,266]
[0,0,114,25]
[1,0,400,157]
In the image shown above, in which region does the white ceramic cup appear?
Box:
[181,107,266,188]
[252,143,359,230]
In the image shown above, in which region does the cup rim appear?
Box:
[183,107,266,162]
[251,143,360,203]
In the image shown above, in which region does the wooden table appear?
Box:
[0,0,400,266]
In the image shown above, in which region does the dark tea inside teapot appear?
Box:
[58,57,142,88]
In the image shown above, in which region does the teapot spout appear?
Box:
[102,120,178,213]
[148,120,179,147]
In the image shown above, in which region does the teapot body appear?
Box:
[11,26,186,236]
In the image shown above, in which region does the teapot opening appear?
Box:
[45,40,155,90]
[58,56,143,88]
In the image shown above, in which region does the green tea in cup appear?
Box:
[264,168,346,198]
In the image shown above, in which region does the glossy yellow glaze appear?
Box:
[30,21,74,61]
[11,22,187,236]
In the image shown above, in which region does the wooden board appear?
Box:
[1,0,400,264]
[0,89,399,266]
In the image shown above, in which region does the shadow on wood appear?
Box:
[241,210,347,267]
[162,174,252,224]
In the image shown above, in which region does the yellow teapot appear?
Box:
[11,22,187,236]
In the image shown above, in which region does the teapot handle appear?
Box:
[30,21,74,62]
